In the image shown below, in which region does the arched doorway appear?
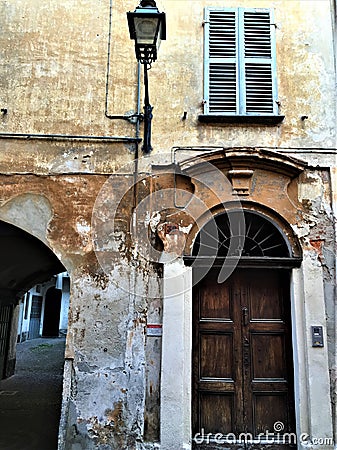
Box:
[191,210,299,449]
[159,151,333,450]
[0,220,65,378]
[0,219,67,450]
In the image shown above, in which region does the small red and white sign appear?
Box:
[147,324,163,337]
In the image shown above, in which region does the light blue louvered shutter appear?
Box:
[242,9,277,114]
[204,7,278,116]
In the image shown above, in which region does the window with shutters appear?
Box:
[199,7,284,124]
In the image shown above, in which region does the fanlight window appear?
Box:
[192,210,289,258]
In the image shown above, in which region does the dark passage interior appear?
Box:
[0,220,67,449]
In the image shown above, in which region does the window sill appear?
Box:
[198,114,285,125]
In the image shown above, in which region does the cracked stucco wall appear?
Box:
[0,0,335,449]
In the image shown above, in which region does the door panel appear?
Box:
[251,333,287,379]
[199,393,234,434]
[253,393,289,434]
[248,273,283,321]
[200,333,234,379]
[244,271,294,439]
[200,280,233,320]
[193,269,295,449]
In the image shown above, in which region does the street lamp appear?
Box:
[127,0,166,153]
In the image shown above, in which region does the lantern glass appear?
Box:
[134,17,160,45]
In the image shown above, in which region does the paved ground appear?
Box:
[0,337,66,450]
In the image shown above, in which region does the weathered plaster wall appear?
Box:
[0,155,334,449]
[298,169,336,407]
[0,0,335,449]
[0,0,138,136]
[0,1,335,160]
[0,170,163,448]
[155,0,336,151]
[0,139,135,175]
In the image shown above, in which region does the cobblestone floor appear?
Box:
[0,337,65,450]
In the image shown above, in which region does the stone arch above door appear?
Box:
[157,149,307,260]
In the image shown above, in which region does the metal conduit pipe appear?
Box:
[132,61,142,211]
[0,132,141,142]
[136,62,142,141]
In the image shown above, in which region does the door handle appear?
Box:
[242,307,249,326]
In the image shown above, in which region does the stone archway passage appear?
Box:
[0,220,65,379]
[0,220,68,449]
[0,220,65,298]
[0,337,66,450]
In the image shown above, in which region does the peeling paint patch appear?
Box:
[104,401,124,430]
[179,223,192,234]
[145,211,161,233]
[76,219,91,236]
[310,239,324,258]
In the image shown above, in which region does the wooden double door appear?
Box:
[192,269,295,449]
